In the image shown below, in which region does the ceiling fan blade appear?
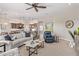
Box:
[26,7,33,10]
[34,7,38,12]
[37,6,46,8]
[25,3,32,6]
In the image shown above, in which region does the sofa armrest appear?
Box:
[0,48,19,56]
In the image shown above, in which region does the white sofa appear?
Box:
[0,48,20,56]
[10,37,33,48]
[0,32,33,51]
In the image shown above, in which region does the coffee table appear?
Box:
[34,40,44,48]
[25,40,39,56]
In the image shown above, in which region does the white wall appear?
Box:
[53,16,79,42]
[53,18,73,42]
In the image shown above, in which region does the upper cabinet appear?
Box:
[11,23,24,29]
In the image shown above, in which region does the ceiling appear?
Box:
[0,3,79,20]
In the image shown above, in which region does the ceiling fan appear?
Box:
[25,3,47,12]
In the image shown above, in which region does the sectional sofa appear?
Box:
[0,32,33,51]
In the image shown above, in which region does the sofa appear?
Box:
[0,48,20,56]
[0,32,33,51]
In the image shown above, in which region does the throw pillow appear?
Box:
[4,35,13,41]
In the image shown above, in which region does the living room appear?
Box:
[0,3,79,56]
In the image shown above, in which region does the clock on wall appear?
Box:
[65,20,74,29]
